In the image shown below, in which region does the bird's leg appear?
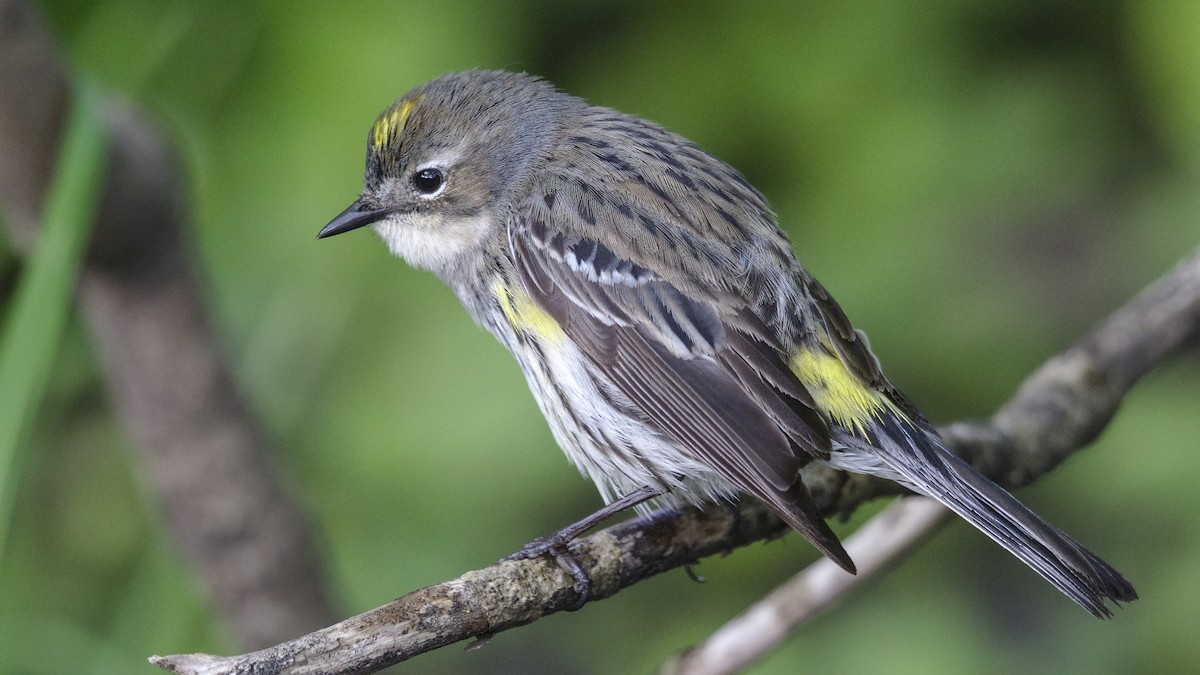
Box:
[502,485,662,610]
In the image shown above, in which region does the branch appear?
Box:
[151,247,1200,674]
[663,498,951,675]
[0,0,337,648]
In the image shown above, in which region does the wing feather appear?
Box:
[508,184,852,570]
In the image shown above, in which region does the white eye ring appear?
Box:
[412,165,447,198]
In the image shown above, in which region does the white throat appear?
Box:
[371,211,494,275]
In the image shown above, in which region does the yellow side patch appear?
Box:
[371,95,424,151]
[790,346,896,434]
[495,284,565,343]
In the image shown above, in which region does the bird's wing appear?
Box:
[507,175,854,571]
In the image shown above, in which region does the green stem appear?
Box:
[0,80,107,563]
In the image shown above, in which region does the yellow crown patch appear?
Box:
[371,95,424,151]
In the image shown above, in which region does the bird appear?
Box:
[318,69,1135,617]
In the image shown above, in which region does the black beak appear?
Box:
[318,198,390,239]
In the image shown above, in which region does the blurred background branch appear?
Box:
[0,0,335,650]
[663,498,953,675]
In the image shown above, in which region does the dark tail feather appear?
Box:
[842,415,1136,618]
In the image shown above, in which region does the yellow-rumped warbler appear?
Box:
[319,70,1135,616]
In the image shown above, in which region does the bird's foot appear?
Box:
[500,485,663,611]
[503,534,591,610]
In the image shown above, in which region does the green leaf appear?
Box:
[0,80,107,562]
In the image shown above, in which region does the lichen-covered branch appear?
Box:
[152,248,1200,674]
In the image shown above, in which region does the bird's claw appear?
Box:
[502,537,591,610]
[501,536,552,562]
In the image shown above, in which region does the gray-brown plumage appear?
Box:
[320,70,1135,617]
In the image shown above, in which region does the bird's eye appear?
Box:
[413,167,445,195]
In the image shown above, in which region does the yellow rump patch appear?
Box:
[790,346,896,435]
[495,284,565,343]
[371,95,424,151]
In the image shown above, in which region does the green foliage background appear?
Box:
[2,1,1198,672]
